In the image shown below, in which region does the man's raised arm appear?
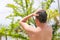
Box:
[19,13,39,33]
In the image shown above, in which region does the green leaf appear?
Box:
[7,4,18,9]
[6,14,14,18]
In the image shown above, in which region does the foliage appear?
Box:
[6,0,35,40]
[42,0,54,9]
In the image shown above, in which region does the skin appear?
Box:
[19,10,53,40]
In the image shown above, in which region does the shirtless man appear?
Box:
[19,9,53,40]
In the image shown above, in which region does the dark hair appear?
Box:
[36,10,47,23]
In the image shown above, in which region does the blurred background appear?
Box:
[0,0,60,40]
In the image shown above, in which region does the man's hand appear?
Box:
[32,9,41,16]
[32,13,39,16]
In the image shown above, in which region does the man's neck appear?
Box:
[36,21,46,28]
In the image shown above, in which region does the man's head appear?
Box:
[36,10,47,23]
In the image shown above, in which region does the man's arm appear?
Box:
[19,13,38,33]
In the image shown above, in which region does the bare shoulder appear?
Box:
[47,24,53,32]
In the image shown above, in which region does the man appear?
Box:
[19,9,53,40]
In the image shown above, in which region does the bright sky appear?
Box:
[0,0,59,26]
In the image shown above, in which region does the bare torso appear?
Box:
[27,25,52,40]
